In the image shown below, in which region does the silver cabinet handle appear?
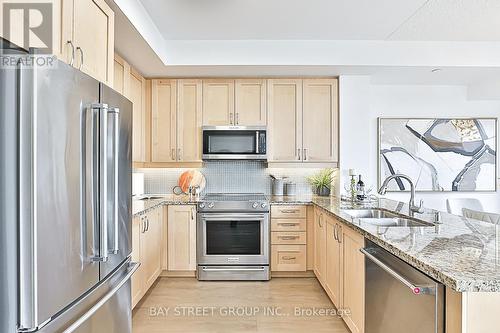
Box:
[171,148,176,161]
[282,256,297,260]
[280,209,299,214]
[236,112,239,125]
[229,113,234,125]
[109,107,120,254]
[146,218,150,232]
[279,236,299,240]
[191,208,195,221]
[297,148,301,160]
[202,267,266,272]
[337,225,342,243]
[66,40,75,66]
[303,148,308,161]
[333,224,338,241]
[360,248,435,295]
[318,213,323,227]
[62,261,140,333]
[76,46,84,70]
[177,148,181,161]
[277,222,299,227]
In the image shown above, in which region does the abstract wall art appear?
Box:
[378,118,497,192]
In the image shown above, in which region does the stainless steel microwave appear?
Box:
[202,126,267,160]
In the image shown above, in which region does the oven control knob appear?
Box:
[252,202,259,209]
[261,203,267,208]
[208,202,215,209]
[199,203,205,209]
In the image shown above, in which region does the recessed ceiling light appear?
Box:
[431,68,442,73]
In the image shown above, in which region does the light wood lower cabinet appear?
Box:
[131,206,163,309]
[313,207,327,283]
[313,210,365,333]
[167,205,197,271]
[325,216,342,307]
[342,224,365,333]
[271,205,308,272]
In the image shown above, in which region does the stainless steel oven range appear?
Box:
[197,193,270,281]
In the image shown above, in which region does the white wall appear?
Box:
[339,76,500,213]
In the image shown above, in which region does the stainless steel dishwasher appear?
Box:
[361,240,444,333]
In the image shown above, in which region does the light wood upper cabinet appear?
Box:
[151,79,177,162]
[130,70,147,162]
[167,205,197,271]
[302,79,339,162]
[313,208,327,283]
[202,80,235,126]
[267,79,303,162]
[342,225,365,333]
[235,79,266,125]
[177,80,203,162]
[71,0,114,85]
[325,217,342,308]
[113,54,130,96]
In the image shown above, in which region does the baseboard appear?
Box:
[161,270,196,277]
[271,270,316,278]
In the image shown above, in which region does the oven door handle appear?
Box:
[201,267,267,272]
[199,214,267,220]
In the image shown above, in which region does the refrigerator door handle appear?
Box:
[90,103,108,262]
[62,261,139,333]
[109,107,120,254]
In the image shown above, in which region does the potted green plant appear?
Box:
[307,168,334,196]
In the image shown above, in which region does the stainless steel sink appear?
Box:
[344,209,434,227]
[344,209,400,219]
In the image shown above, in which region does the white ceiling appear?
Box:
[139,0,500,41]
[109,0,500,91]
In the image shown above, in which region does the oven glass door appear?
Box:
[203,130,257,155]
[206,220,261,255]
[198,214,269,265]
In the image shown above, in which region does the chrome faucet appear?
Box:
[378,174,424,216]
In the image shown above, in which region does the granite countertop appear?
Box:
[132,193,500,292]
[270,195,500,292]
[132,194,199,216]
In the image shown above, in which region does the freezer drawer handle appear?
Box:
[360,248,435,295]
[202,267,266,272]
[62,261,140,333]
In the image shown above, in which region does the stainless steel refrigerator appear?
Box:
[0,39,138,333]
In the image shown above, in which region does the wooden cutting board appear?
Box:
[178,170,206,194]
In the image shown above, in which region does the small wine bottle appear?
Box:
[356,175,366,200]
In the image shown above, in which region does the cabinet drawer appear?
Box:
[271,219,306,232]
[271,232,306,245]
[271,205,307,219]
[271,245,306,271]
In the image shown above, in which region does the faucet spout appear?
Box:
[378,174,424,216]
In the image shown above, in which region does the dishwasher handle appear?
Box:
[360,248,435,295]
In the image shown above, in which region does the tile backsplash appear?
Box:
[136,161,339,196]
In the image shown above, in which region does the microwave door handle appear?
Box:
[256,131,259,154]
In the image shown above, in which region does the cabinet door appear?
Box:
[313,209,327,284]
[234,79,266,125]
[151,79,177,162]
[342,226,365,333]
[131,216,144,308]
[72,0,114,85]
[202,79,234,126]
[167,205,197,271]
[130,70,147,162]
[302,79,338,162]
[325,220,342,308]
[267,79,302,162]
[177,79,202,162]
[141,209,162,291]
[113,54,130,96]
